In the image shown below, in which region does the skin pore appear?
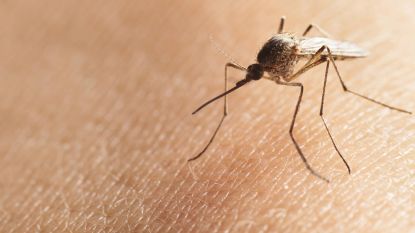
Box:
[0,0,414,232]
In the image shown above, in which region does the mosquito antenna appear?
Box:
[193,79,251,115]
[208,34,238,64]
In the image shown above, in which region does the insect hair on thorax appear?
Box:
[257,33,302,79]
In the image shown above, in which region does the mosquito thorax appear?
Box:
[246,63,264,81]
[257,34,299,78]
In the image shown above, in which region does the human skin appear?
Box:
[0,0,414,232]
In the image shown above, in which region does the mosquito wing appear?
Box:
[298,37,369,58]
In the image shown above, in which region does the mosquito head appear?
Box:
[246,63,264,81]
[192,64,263,115]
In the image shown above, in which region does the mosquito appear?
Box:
[189,17,412,183]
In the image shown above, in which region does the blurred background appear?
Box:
[0,0,414,232]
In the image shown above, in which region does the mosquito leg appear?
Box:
[319,61,351,174]
[284,46,327,82]
[302,23,332,37]
[278,16,286,34]
[188,62,246,162]
[324,46,412,114]
[276,80,330,183]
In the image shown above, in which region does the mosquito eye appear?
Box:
[247,64,264,80]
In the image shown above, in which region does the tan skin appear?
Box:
[1,1,414,232]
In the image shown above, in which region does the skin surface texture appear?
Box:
[0,0,414,232]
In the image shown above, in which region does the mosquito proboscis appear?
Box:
[189,17,412,183]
